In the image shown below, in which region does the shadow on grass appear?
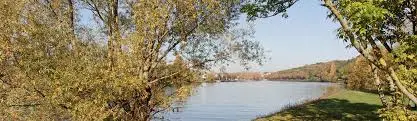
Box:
[258,98,382,121]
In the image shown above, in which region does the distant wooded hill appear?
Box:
[216,58,357,82]
[264,60,354,82]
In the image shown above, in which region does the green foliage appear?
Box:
[387,35,417,121]
[240,1,417,119]
[241,0,297,20]
[334,0,394,44]
[329,0,417,119]
[379,105,416,121]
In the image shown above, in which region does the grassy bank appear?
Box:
[255,88,382,121]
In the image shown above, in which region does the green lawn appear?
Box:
[255,89,382,121]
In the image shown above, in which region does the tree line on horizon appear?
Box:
[264,60,346,82]
[214,56,383,93]
[214,60,345,82]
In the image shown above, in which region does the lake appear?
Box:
[156,81,331,121]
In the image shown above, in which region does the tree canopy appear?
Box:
[0,0,265,120]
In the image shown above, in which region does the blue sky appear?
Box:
[78,0,358,72]
[223,0,358,72]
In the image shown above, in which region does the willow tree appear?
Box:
[0,0,264,120]
[1,0,81,120]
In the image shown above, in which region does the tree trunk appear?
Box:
[68,0,77,53]
[323,0,417,104]
[68,0,75,35]
[372,64,389,108]
[124,66,153,121]
[142,85,153,121]
[107,0,120,71]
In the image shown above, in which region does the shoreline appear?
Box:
[253,84,341,119]
[253,85,382,121]
[215,79,337,83]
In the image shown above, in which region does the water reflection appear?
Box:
[156,81,331,121]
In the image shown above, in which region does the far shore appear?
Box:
[215,79,337,83]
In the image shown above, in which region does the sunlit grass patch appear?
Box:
[255,89,382,121]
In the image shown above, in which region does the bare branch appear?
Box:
[85,0,106,22]
[8,103,42,107]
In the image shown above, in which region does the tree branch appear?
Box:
[85,0,106,22]
[323,0,417,104]
[148,71,181,85]
[371,64,389,108]
[8,103,42,107]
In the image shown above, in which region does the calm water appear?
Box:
[157,81,331,121]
